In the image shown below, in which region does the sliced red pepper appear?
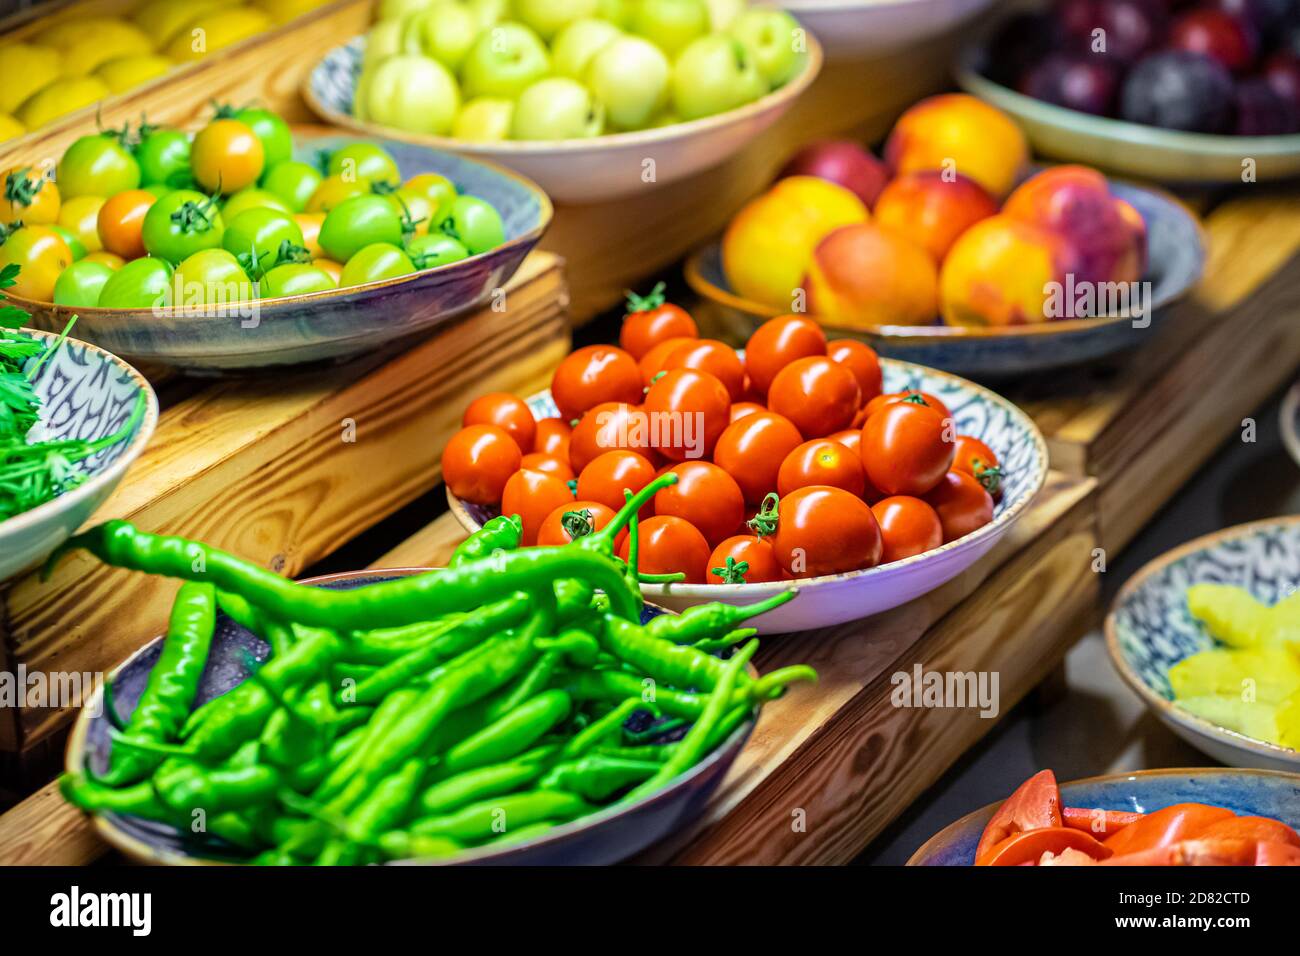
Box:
[1255,841,1300,865]
[1101,803,1234,856]
[974,770,1063,862]
[1062,806,1145,838]
[977,826,1112,866]
[1102,838,1257,866]
[1198,815,1300,848]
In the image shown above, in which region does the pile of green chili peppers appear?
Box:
[52,473,817,865]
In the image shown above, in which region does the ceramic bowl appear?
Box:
[0,329,157,581]
[1281,381,1300,471]
[955,28,1300,183]
[65,570,753,866]
[783,0,997,59]
[686,177,1205,378]
[5,135,551,372]
[448,357,1048,633]
[303,35,821,204]
[908,768,1300,865]
[1105,518,1300,772]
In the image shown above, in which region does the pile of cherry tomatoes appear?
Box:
[441,286,1003,585]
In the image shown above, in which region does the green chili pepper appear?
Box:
[439,690,571,776]
[599,613,746,692]
[60,773,172,822]
[562,697,648,758]
[153,762,281,815]
[481,651,561,723]
[449,514,522,567]
[540,755,661,801]
[417,748,553,817]
[376,831,463,861]
[410,790,592,845]
[314,686,422,801]
[644,591,795,644]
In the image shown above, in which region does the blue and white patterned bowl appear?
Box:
[908,768,1300,865]
[0,329,157,581]
[1281,381,1300,471]
[448,357,1048,633]
[9,135,551,372]
[1105,519,1300,771]
[685,178,1205,378]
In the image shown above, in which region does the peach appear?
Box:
[723,175,869,311]
[884,93,1029,199]
[872,171,998,262]
[940,214,1081,327]
[1003,165,1147,286]
[805,223,939,328]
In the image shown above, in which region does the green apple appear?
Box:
[513,0,598,41]
[465,0,508,29]
[363,19,404,69]
[461,22,551,99]
[552,18,622,79]
[512,78,605,140]
[586,36,669,130]
[401,2,481,71]
[729,8,806,88]
[453,97,515,141]
[630,0,709,58]
[597,0,634,27]
[361,55,461,134]
[671,34,765,120]
[704,0,744,30]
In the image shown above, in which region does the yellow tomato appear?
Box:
[295,212,325,257]
[314,258,343,285]
[166,6,273,62]
[305,175,368,213]
[0,114,24,141]
[0,224,74,302]
[0,167,60,225]
[16,77,111,129]
[58,195,105,254]
[83,250,126,270]
[134,0,238,45]
[192,119,264,194]
[59,24,155,78]
[97,189,157,259]
[95,54,175,94]
[0,44,63,115]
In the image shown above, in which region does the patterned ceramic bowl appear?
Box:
[784,0,998,59]
[1106,518,1300,772]
[0,329,157,581]
[6,135,551,372]
[65,571,753,866]
[686,178,1205,378]
[908,768,1300,865]
[303,35,821,204]
[1281,381,1300,471]
[448,357,1048,633]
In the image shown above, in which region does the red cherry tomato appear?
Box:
[870,496,943,563]
[620,285,698,359]
[533,416,572,457]
[744,314,826,395]
[641,368,730,462]
[952,434,1002,495]
[826,428,861,454]
[501,468,574,546]
[770,485,882,578]
[863,390,952,424]
[536,499,626,551]
[827,339,883,405]
[576,450,657,515]
[462,392,536,452]
[519,452,574,482]
[730,401,765,424]
[618,514,710,584]
[638,336,694,387]
[441,424,521,505]
[664,339,746,401]
[860,400,954,496]
[777,439,865,498]
[767,356,860,439]
[653,461,746,547]
[550,344,643,421]
[707,534,783,584]
[925,470,993,543]
[713,411,804,504]
[568,401,654,474]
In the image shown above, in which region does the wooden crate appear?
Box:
[0,251,569,756]
[0,470,1095,866]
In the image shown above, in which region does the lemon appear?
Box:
[16,76,111,129]
[95,54,175,93]
[255,0,330,24]
[0,44,63,114]
[0,113,25,141]
[133,0,238,46]
[35,17,149,51]
[166,6,274,61]
[60,24,156,78]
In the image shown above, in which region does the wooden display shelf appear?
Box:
[0,470,1096,866]
[0,251,569,758]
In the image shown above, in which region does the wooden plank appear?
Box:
[1017,190,1300,553]
[0,252,569,752]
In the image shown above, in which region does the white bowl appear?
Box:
[448,357,1048,633]
[782,0,999,59]
[302,34,822,204]
[0,330,158,581]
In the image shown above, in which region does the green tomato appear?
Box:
[439,195,504,255]
[141,190,225,265]
[57,133,141,199]
[97,256,173,309]
[223,188,291,221]
[135,129,193,188]
[222,207,305,278]
[261,160,323,213]
[327,142,401,188]
[48,224,86,261]
[143,183,172,200]
[173,248,255,309]
[319,195,403,262]
[258,262,337,298]
[340,242,415,287]
[404,173,457,226]
[407,233,468,270]
[52,260,113,307]
[232,107,293,170]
